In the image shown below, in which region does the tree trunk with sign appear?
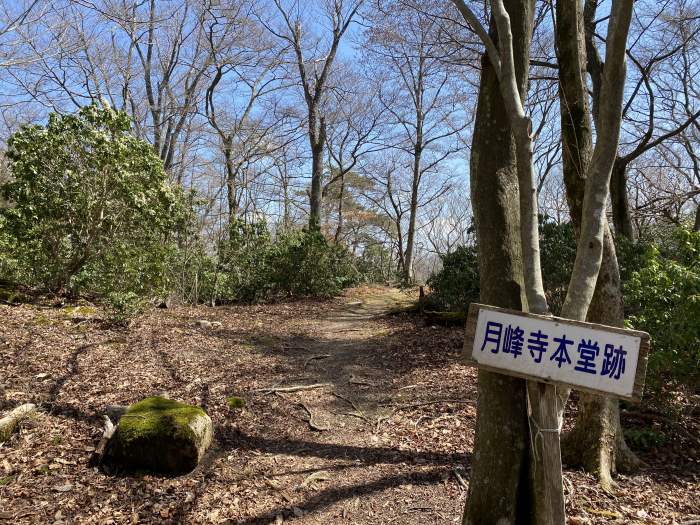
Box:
[459,7,532,522]
[451,0,634,522]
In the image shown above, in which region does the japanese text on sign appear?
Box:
[468,307,645,399]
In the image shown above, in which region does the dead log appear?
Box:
[0,403,36,443]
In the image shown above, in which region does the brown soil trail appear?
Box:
[0,286,697,524]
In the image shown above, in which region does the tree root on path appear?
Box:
[330,392,371,423]
[297,402,330,431]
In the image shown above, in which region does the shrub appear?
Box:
[213,221,365,303]
[623,227,700,391]
[216,219,276,303]
[355,243,398,283]
[0,105,190,311]
[425,217,576,313]
[539,217,576,315]
[270,229,362,297]
[425,245,480,312]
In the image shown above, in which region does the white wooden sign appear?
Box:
[463,303,650,401]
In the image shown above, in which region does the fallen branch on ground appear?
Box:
[331,392,371,422]
[348,374,377,386]
[452,467,468,490]
[381,399,474,409]
[300,470,332,487]
[0,403,36,443]
[303,354,331,369]
[256,383,332,394]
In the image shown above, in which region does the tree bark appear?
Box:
[555,0,639,488]
[560,0,633,323]
[454,0,633,520]
[561,230,641,487]
[334,173,345,243]
[486,1,566,520]
[308,116,326,231]
[609,158,636,240]
[461,8,532,525]
[403,159,420,284]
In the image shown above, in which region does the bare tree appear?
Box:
[204,2,288,225]
[262,0,365,230]
[323,67,386,242]
[365,0,465,282]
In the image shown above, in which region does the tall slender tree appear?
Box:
[263,0,364,230]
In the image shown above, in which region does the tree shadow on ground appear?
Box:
[234,468,451,525]
[169,426,470,524]
[226,429,469,467]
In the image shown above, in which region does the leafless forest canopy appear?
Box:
[0,0,697,280]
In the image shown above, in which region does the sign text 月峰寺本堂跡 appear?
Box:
[463,304,650,401]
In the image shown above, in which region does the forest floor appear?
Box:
[0,285,698,524]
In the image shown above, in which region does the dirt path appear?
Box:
[0,286,698,524]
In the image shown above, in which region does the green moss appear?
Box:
[226,396,245,409]
[0,475,14,486]
[117,397,205,445]
[34,313,54,326]
[64,305,97,316]
[108,396,211,475]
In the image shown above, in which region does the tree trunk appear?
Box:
[555,0,639,487]
[224,144,238,223]
[694,203,700,232]
[334,173,345,243]
[562,229,642,484]
[562,229,641,488]
[559,0,633,324]
[308,117,326,232]
[462,10,532,524]
[403,125,423,285]
[610,158,636,240]
[403,178,419,284]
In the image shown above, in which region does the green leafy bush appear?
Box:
[215,219,276,303]
[539,217,576,315]
[212,220,365,303]
[270,229,362,297]
[623,427,668,451]
[623,227,700,391]
[425,245,480,312]
[426,217,575,313]
[354,243,398,283]
[0,105,190,313]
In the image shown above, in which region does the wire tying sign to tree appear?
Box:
[463,303,650,401]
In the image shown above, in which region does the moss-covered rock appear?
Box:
[106,397,212,475]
